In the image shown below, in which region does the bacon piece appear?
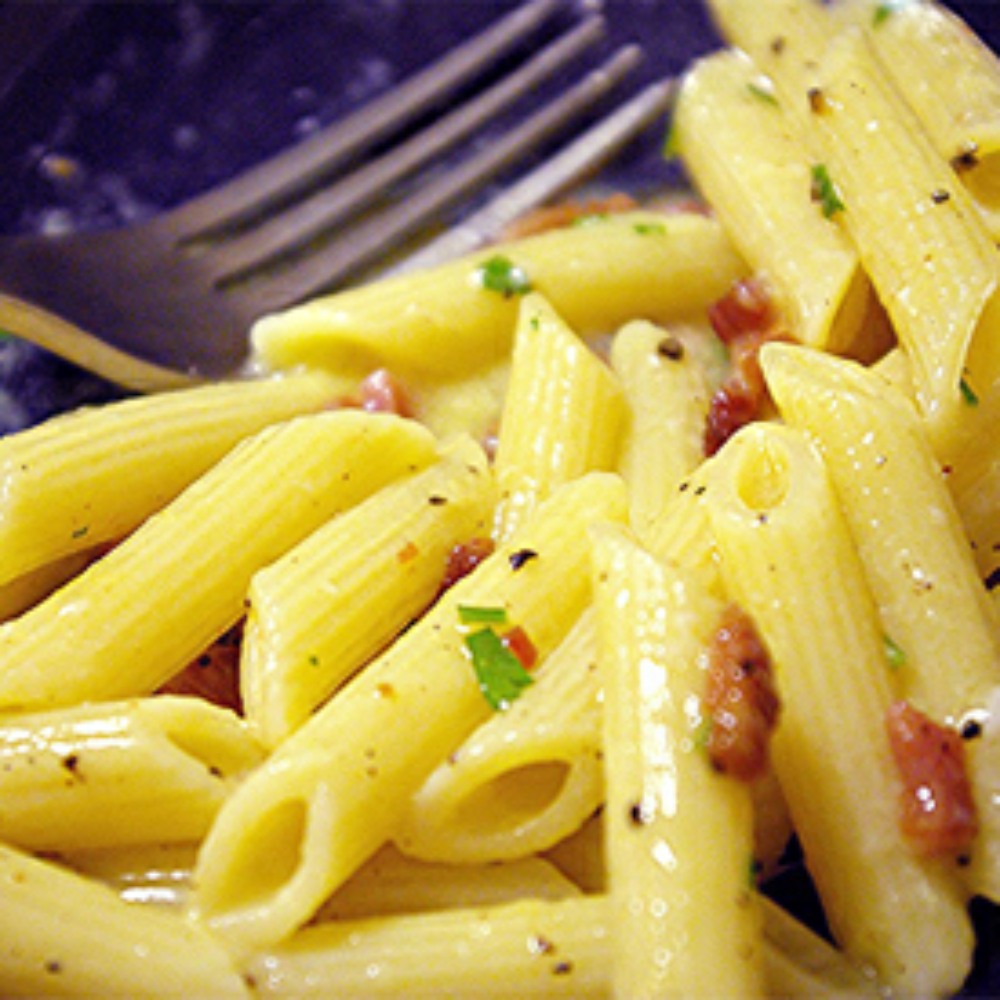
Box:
[704,603,781,782]
[707,277,775,345]
[440,537,496,593]
[338,369,415,417]
[885,700,979,857]
[704,277,792,456]
[500,192,638,240]
[501,624,538,670]
[158,623,243,713]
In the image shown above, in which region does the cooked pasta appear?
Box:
[3,1,1000,996]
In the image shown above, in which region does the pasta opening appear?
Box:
[160,715,254,780]
[964,154,1000,216]
[450,762,571,838]
[215,797,308,909]
[732,435,790,513]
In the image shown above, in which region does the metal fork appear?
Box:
[0,0,674,392]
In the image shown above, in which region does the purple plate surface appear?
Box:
[0,1,998,994]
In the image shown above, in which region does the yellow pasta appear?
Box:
[0,372,341,588]
[837,0,1000,236]
[492,292,626,540]
[591,522,765,999]
[316,845,581,921]
[0,696,261,851]
[242,894,880,999]
[704,421,973,995]
[192,473,627,949]
[806,26,998,429]
[250,211,747,381]
[0,410,437,711]
[0,840,249,998]
[610,319,711,536]
[241,434,494,748]
[398,608,603,864]
[674,47,871,353]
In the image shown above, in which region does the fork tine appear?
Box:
[202,15,607,286]
[393,76,677,274]
[163,0,567,242]
[233,44,644,317]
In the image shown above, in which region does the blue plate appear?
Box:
[0,2,998,994]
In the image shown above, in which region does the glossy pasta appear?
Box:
[3,1,1000,997]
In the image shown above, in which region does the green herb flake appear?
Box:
[572,213,609,227]
[458,604,509,625]
[810,163,846,218]
[883,634,907,670]
[633,222,667,236]
[71,526,89,539]
[873,1,904,25]
[464,627,534,710]
[747,81,778,106]
[662,119,681,161]
[476,255,532,298]
[960,376,980,407]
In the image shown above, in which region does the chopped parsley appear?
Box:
[873,1,906,25]
[464,626,534,710]
[883,634,907,670]
[662,119,681,161]
[476,255,532,298]
[747,81,778,106]
[960,376,980,407]
[458,604,509,625]
[633,221,667,236]
[810,163,845,218]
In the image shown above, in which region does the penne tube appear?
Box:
[705,0,831,121]
[0,548,96,623]
[492,292,626,540]
[0,841,249,998]
[591,522,765,999]
[398,472,721,870]
[316,845,580,921]
[192,473,628,949]
[762,342,1000,901]
[398,608,603,864]
[250,211,747,381]
[837,0,1000,238]
[243,893,880,999]
[241,434,495,748]
[761,343,1000,719]
[60,842,198,909]
[704,421,973,995]
[610,319,711,537]
[674,47,871,353]
[0,411,438,711]
[0,372,342,588]
[0,696,261,852]
[805,26,998,428]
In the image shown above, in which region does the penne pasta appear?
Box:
[591,522,765,999]
[492,292,626,540]
[243,893,880,999]
[398,608,603,864]
[0,410,437,711]
[241,434,495,748]
[674,47,871,353]
[0,696,261,851]
[0,841,249,998]
[316,845,580,921]
[0,372,341,588]
[837,0,1000,238]
[704,421,973,995]
[805,26,998,429]
[610,319,711,536]
[192,473,628,949]
[250,211,747,381]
